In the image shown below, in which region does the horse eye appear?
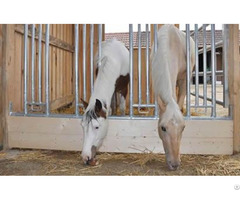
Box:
[95,126,99,130]
[161,126,166,132]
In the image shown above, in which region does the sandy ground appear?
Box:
[188,84,229,117]
[0,149,240,176]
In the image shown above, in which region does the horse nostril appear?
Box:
[85,157,91,165]
[171,164,180,170]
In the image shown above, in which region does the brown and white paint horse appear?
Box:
[151,25,195,170]
[81,39,129,165]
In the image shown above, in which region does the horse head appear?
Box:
[81,98,108,165]
[157,99,185,170]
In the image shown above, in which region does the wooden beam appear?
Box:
[0,24,3,150]
[228,24,240,153]
[7,116,233,155]
[15,25,74,53]
[1,25,15,150]
[50,94,74,111]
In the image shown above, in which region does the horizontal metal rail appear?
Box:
[9,110,231,120]
[132,104,156,108]
[191,92,224,106]
[192,70,223,77]
[27,102,46,106]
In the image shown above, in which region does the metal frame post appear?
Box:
[24,24,28,115]
[45,24,50,116]
[129,24,134,117]
[74,24,79,116]
[186,24,191,117]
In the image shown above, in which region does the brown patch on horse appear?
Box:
[95,99,107,119]
[115,74,130,98]
[96,109,106,119]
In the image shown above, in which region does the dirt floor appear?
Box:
[0,149,240,175]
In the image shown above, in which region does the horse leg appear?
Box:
[119,86,128,116]
[177,78,187,112]
[110,92,117,115]
[119,94,126,116]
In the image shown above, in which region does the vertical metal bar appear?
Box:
[138,24,142,107]
[98,24,102,67]
[90,24,94,94]
[83,24,87,100]
[24,24,28,115]
[146,24,150,104]
[38,24,42,103]
[194,24,199,108]
[203,24,207,110]
[74,24,79,116]
[211,24,216,117]
[129,24,133,117]
[186,24,191,117]
[45,24,50,116]
[222,24,229,108]
[154,24,158,117]
[31,24,35,103]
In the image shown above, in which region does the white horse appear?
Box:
[81,39,129,165]
[151,25,195,170]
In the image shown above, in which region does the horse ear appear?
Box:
[95,99,102,113]
[81,98,88,109]
[157,96,166,114]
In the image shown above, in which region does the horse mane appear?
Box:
[152,25,185,122]
[152,25,174,105]
[84,108,99,124]
[90,39,127,107]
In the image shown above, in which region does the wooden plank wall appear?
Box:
[228,24,240,153]
[132,48,154,105]
[10,24,104,113]
[7,116,233,155]
[10,24,74,112]
[8,24,171,114]
[78,24,104,102]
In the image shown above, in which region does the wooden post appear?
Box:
[1,24,15,149]
[228,24,240,154]
[0,24,3,150]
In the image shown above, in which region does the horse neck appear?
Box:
[89,65,120,110]
[152,27,178,106]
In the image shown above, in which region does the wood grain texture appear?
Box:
[11,24,75,112]
[0,24,3,149]
[228,24,240,153]
[7,116,233,155]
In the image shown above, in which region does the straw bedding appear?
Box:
[0,149,239,175]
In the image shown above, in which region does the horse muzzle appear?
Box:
[167,160,180,171]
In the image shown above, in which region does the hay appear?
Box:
[1,150,240,175]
